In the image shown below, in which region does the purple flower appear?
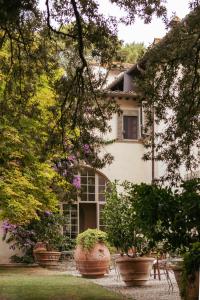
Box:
[68,155,75,162]
[72,175,81,189]
[2,221,16,231]
[45,211,52,216]
[62,169,68,176]
[83,144,90,154]
[57,162,62,168]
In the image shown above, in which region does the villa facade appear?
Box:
[61,64,153,240]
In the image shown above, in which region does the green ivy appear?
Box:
[76,229,108,251]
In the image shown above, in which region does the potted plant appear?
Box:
[74,229,110,278]
[125,179,200,299]
[103,182,155,286]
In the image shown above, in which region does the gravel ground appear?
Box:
[62,262,181,300]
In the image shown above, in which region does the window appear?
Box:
[123,115,138,139]
[80,169,95,201]
[117,109,140,141]
[63,204,78,239]
[62,169,108,238]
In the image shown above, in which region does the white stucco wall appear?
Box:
[100,98,152,184]
[0,222,21,264]
[102,142,152,184]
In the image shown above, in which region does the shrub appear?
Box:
[2,211,75,262]
[76,229,108,251]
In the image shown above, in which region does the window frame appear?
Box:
[117,108,141,141]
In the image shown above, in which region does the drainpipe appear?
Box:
[152,106,155,184]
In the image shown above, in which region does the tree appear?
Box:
[0,0,169,224]
[0,0,199,224]
[116,42,146,64]
[137,5,200,182]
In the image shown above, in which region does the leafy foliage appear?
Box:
[181,242,200,298]
[0,0,199,223]
[116,42,146,64]
[138,5,200,181]
[122,179,200,253]
[3,211,75,262]
[103,182,149,255]
[76,229,108,251]
[104,179,200,254]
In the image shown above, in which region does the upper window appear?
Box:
[123,115,138,140]
[117,109,140,141]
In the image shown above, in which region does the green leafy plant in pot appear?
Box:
[74,229,111,278]
[125,179,200,299]
[103,181,155,286]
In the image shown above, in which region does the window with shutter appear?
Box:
[117,109,140,141]
[123,115,138,139]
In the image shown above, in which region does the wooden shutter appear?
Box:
[117,114,123,140]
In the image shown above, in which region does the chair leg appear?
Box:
[157,262,161,280]
[153,264,156,279]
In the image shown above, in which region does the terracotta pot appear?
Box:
[74,242,110,278]
[33,242,47,261]
[33,242,47,252]
[171,264,199,300]
[34,251,61,267]
[116,256,155,286]
[171,264,183,293]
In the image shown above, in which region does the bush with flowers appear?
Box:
[2,211,75,263]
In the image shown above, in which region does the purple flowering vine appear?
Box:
[72,175,81,189]
[83,144,90,154]
[68,155,76,162]
[44,211,52,216]
[2,220,16,232]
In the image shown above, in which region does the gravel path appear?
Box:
[63,263,181,300]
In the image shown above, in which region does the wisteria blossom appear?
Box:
[68,155,76,162]
[72,175,81,189]
[2,220,16,232]
[44,211,52,216]
[83,144,90,154]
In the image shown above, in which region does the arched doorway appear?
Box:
[62,168,108,238]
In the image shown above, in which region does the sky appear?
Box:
[39,0,191,46]
[99,0,190,46]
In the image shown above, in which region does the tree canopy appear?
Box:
[0,0,199,223]
[137,5,200,182]
[116,42,146,64]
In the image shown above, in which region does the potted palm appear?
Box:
[103,182,154,286]
[74,229,110,278]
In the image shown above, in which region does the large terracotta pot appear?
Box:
[74,242,110,278]
[171,264,183,294]
[171,264,199,300]
[34,251,61,267]
[116,256,155,286]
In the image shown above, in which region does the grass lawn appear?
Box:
[0,268,126,300]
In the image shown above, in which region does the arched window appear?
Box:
[62,169,108,238]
